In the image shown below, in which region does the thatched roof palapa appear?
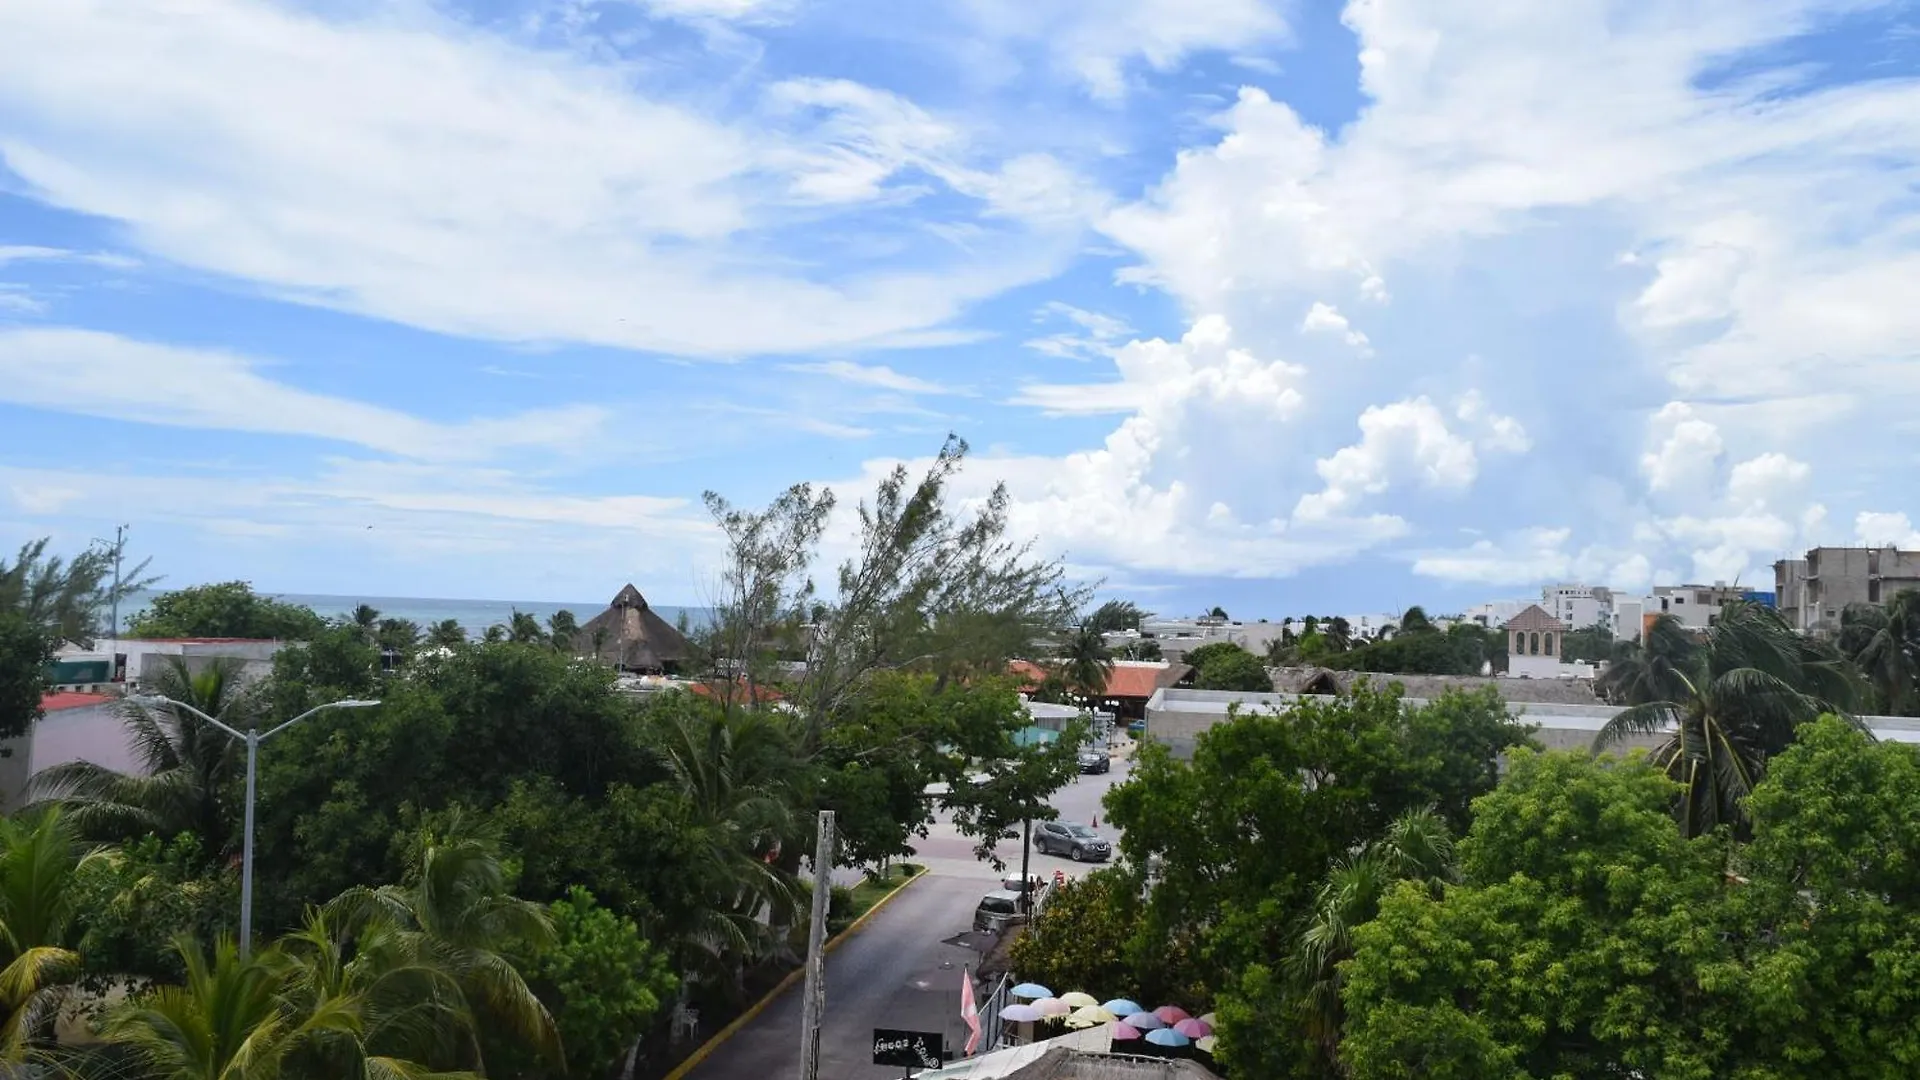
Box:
[575,585,691,672]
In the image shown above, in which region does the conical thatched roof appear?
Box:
[574,585,690,672]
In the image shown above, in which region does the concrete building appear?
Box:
[1464,600,1527,628]
[53,637,284,688]
[1612,597,1647,644]
[1650,583,1747,631]
[1542,585,1613,631]
[1500,605,1593,679]
[1773,546,1920,633]
[0,692,141,811]
[1142,685,1920,763]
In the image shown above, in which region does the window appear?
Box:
[1543,632,1554,655]
[1870,580,1882,603]
[1529,631,1540,655]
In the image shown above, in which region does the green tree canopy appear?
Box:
[1085,600,1148,635]
[529,887,676,1079]
[1187,642,1273,692]
[125,582,326,641]
[0,612,54,741]
[0,535,151,644]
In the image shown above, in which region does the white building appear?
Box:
[1613,597,1647,643]
[1541,585,1613,632]
[55,637,285,688]
[1649,583,1746,631]
[1502,605,1596,680]
[0,692,141,811]
[1464,600,1526,628]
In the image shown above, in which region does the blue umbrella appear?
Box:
[1146,1028,1191,1047]
[1102,998,1144,1017]
[1125,1011,1166,1031]
[1012,983,1052,999]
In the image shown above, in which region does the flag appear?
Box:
[961,966,981,1055]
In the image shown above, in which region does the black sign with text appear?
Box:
[872,1028,944,1069]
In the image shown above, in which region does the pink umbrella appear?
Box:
[1034,997,1072,1017]
[1110,1022,1144,1041]
[1153,1005,1191,1025]
[1174,1018,1212,1038]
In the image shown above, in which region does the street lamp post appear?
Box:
[130,694,380,956]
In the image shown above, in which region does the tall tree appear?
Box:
[1596,613,1698,706]
[1085,600,1147,635]
[349,603,381,640]
[1398,606,1435,634]
[28,656,259,854]
[546,609,579,652]
[1594,600,1864,837]
[1324,617,1353,653]
[1837,590,1920,715]
[0,613,54,742]
[0,535,152,644]
[127,582,326,641]
[507,611,547,646]
[426,619,467,649]
[1058,624,1115,710]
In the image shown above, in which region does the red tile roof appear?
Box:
[687,681,784,704]
[42,692,115,713]
[1008,660,1184,701]
[1501,605,1568,632]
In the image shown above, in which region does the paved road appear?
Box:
[683,745,1138,1079]
[683,873,984,1079]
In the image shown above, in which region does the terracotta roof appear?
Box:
[41,692,115,712]
[1501,604,1568,632]
[1009,659,1189,700]
[687,680,784,704]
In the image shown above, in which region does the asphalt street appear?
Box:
[682,745,1136,1079]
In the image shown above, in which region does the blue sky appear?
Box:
[2,0,1919,619]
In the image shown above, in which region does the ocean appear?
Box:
[115,590,709,638]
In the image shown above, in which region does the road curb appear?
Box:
[662,864,928,1080]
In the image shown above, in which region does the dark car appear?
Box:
[973,890,1025,933]
[1033,820,1112,862]
[1077,749,1111,774]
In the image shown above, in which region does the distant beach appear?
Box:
[115,590,710,638]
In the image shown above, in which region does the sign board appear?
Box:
[872,1028,944,1069]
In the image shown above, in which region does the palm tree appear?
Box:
[325,817,560,1072]
[1838,591,1920,715]
[426,620,467,649]
[506,611,546,646]
[0,809,101,1061]
[1286,809,1456,1067]
[1058,624,1115,713]
[28,656,258,853]
[1596,613,1698,705]
[100,937,308,1080]
[1594,601,1866,837]
[656,703,799,986]
[546,610,578,652]
[350,604,382,641]
[1325,617,1353,653]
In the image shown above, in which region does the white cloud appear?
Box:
[1006,381,1154,416]
[780,360,955,395]
[1298,301,1373,355]
[0,0,1089,357]
[0,245,136,269]
[630,0,796,24]
[1025,302,1135,360]
[0,328,607,461]
[1453,390,1531,453]
[1412,527,1574,585]
[1293,397,1482,523]
[1727,451,1810,510]
[1856,510,1920,549]
[961,0,1288,100]
[1641,402,1724,495]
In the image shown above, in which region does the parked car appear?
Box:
[1127,719,1146,736]
[973,890,1025,933]
[1077,749,1111,774]
[1032,820,1113,862]
[1002,873,1043,896]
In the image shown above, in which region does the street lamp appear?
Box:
[129,694,380,956]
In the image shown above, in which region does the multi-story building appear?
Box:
[1649,583,1747,630]
[1774,546,1920,633]
[1541,584,1613,631]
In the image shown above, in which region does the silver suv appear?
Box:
[973,890,1024,933]
[1033,820,1112,862]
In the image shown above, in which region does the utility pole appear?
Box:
[105,524,127,664]
[1019,818,1032,913]
[797,810,836,1080]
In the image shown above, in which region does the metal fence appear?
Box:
[977,971,1013,1052]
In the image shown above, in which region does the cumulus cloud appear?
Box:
[1856,511,1920,549]
[1299,301,1373,355]
[1294,395,1527,524]
[1641,402,1725,496]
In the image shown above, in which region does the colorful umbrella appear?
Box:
[1000,1004,1043,1023]
[1069,1005,1117,1025]
[1062,1014,1099,1030]
[1011,982,1052,999]
[1125,1011,1166,1031]
[1174,1018,1212,1038]
[1034,997,1072,1017]
[1110,1022,1144,1041]
[1195,1035,1217,1054]
[1154,1005,1191,1024]
[1059,991,1099,1009]
[1197,1012,1218,1027]
[1146,1028,1191,1047]
[1102,998,1144,1017]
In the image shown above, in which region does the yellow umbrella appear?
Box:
[1059,992,1099,1009]
[1062,1014,1098,1030]
[1068,1005,1116,1025]
[1195,1035,1217,1054]
[1197,1012,1217,1027]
